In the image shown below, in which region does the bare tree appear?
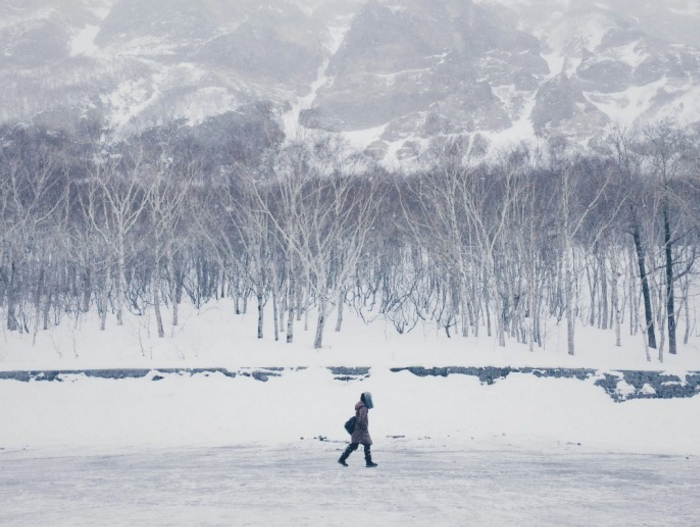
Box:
[550,142,618,356]
[607,126,658,351]
[257,138,379,349]
[642,121,692,356]
[0,126,65,332]
[142,134,200,337]
[80,138,152,327]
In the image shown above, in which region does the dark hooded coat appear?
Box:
[351,401,372,445]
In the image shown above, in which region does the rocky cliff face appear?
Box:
[301,0,545,134]
[0,0,698,165]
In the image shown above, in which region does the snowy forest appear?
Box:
[1,117,700,361]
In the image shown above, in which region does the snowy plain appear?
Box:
[2,447,699,527]
[1,301,700,525]
[1,300,700,454]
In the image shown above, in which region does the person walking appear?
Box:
[338,392,378,468]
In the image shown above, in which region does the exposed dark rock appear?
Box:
[328,367,371,376]
[1,366,699,401]
[391,366,700,402]
[328,367,370,381]
[1,0,699,157]
[577,59,633,93]
[0,19,70,68]
[190,103,285,166]
[634,56,669,84]
[390,366,515,385]
[95,0,218,47]
[364,140,389,160]
[531,74,578,133]
[0,368,240,382]
[304,0,537,135]
[193,16,323,88]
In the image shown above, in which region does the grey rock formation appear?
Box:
[0,0,698,163]
[301,0,543,138]
[95,0,217,48]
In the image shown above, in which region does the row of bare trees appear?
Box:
[1,121,699,358]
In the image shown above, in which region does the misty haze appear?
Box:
[1,1,700,526]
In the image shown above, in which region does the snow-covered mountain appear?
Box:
[1,0,699,165]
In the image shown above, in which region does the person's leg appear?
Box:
[363,444,378,467]
[338,443,358,466]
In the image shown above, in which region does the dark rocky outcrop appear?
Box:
[1,365,698,401]
[390,366,700,402]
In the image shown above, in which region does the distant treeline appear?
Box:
[1,118,699,360]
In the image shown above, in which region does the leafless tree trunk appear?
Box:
[81,139,151,327]
[254,138,380,349]
[643,121,692,355]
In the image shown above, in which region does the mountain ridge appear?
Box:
[1,0,698,166]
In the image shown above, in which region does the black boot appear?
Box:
[364,447,378,468]
[338,444,355,467]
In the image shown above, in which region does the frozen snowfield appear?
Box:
[1,445,699,527]
[2,303,700,525]
[1,366,699,456]
[3,300,700,373]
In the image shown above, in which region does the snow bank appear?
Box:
[1,301,699,457]
[2,300,700,372]
[1,366,698,457]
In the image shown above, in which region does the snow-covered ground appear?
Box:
[1,362,698,456]
[1,301,699,525]
[1,446,698,526]
[1,301,699,456]
[3,300,700,372]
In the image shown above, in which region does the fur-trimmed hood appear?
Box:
[352,399,372,445]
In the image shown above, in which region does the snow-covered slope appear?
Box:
[2,300,700,456]
[0,0,698,164]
